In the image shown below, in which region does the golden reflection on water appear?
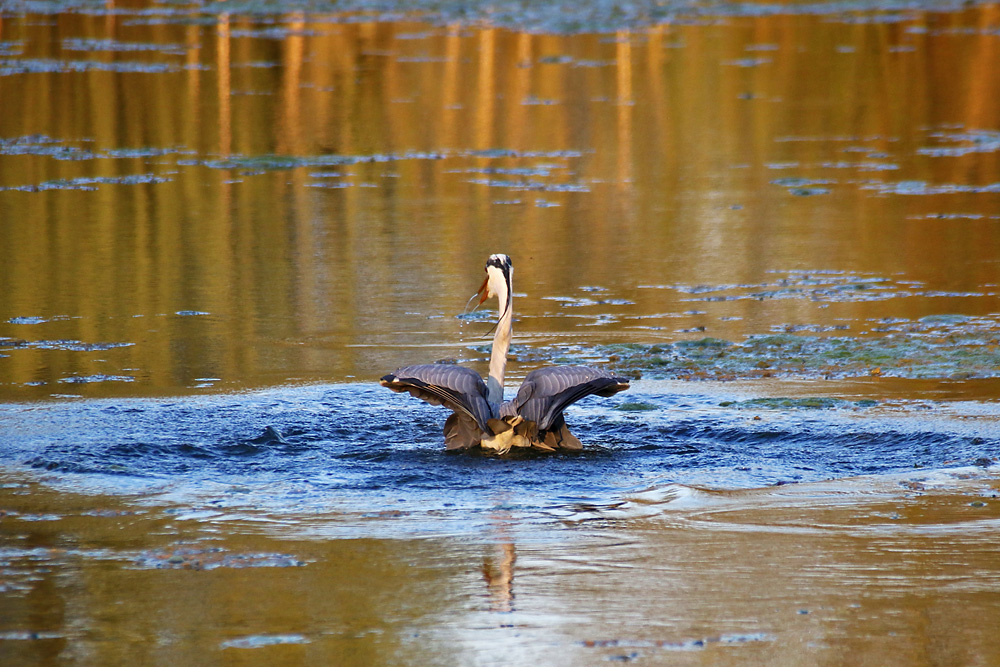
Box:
[1,6,1000,398]
[2,470,999,664]
[2,7,1000,663]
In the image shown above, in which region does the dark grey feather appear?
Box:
[501,365,629,430]
[380,364,495,433]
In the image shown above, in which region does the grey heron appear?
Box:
[380,254,630,453]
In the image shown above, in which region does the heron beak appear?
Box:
[464,276,491,314]
[477,276,490,305]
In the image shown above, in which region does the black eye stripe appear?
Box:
[486,254,512,271]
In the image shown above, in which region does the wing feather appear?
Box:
[380,364,494,433]
[503,365,629,430]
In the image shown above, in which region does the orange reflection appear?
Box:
[0,8,999,398]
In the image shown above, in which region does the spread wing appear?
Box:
[380,364,494,433]
[501,365,630,431]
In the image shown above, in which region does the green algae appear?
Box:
[0,174,172,192]
[595,317,1000,381]
[6,0,989,34]
[614,401,659,411]
[719,397,878,410]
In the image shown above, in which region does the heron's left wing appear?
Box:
[380,364,493,434]
[502,365,629,430]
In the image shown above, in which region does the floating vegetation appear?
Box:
[719,397,876,410]
[614,401,659,411]
[918,130,1000,157]
[0,57,206,76]
[724,57,772,67]
[644,271,925,303]
[0,41,23,56]
[221,634,311,649]
[187,150,448,172]
[61,37,189,55]
[133,546,306,570]
[59,374,135,384]
[771,177,833,196]
[820,160,899,171]
[0,0,990,34]
[0,135,190,161]
[0,338,134,352]
[862,180,1000,195]
[599,317,1000,381]
[0,135,98,160]
[0,173,172,192]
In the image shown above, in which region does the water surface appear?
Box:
[2,1,1000,663]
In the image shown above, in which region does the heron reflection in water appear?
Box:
[381,254,629,453]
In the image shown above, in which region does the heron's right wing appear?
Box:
[380,364,493,433]
[503,365,630,431]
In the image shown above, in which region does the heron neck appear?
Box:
[486,293,512,411]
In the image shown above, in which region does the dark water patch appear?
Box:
[468,148,584,159]
[0,173,172,192]
[0,338,133,352]
[133,546,306,570]
[0,135,191,162]
[770,177,834,196]
[820,160,899,171]
[581,632,773,656]
[0,57,205,76]
[601,320,1000,381]
[467,177,589,193]
[59,374,135,384]
[103,146,190,159]
[2,382,997,535]
[918,130,1000,157]
[221,634,310,649]
[789,186,830,196]
[615,401,658,411]
[61,37,189,55]
[231,26,325,39]
[0,135,97,160]
[862,180,1000,196]
[720,397,875,410]
[909,213,994,221]
[1,0,991,36]
[642,270,969,303]
[725,56,772,67]
[186,150,449,172]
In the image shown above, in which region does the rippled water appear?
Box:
[2,0,1000,663]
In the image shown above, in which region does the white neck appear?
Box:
[486,285,512,411]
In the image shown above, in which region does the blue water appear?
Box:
[3,381,997,537]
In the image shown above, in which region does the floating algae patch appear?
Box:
[70,0,1000,32]
[718,397,873,410]
[133,546,307,570]
[186,150,448,172]
[0,173,172,192]
[917,129,1000,158]
[61,38,189,56]
[597,317,1000,381]
[862,180,1000,196]
[648,271,942,303]
[0,57,205,76]
[614,401,659,411]
[221,634,311,650]
[0,136,190,161]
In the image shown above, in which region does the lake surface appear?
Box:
[1,0,1000,663]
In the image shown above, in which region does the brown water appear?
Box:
[2,1,1000,664]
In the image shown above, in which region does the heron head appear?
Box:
[467,254,513,333]
[477,254,512,304]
